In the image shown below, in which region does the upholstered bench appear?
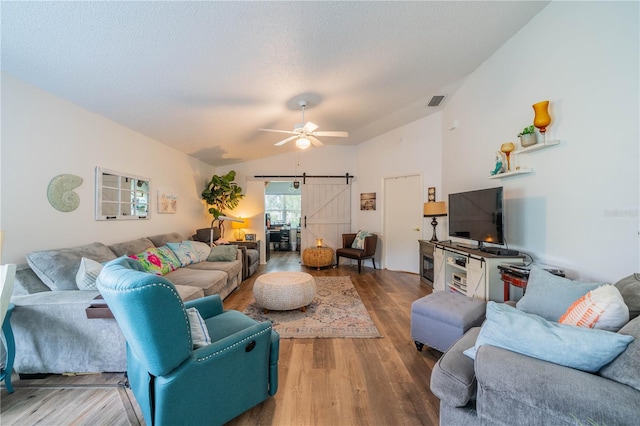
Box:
[411,291,486,352]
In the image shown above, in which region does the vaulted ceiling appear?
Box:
[1,1,549,166]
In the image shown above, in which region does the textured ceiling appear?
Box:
[1,1,549,166]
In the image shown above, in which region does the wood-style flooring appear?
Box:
[1,251,441,425]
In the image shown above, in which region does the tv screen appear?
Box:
[448,187,504,246]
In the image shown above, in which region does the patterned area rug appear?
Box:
[243,276,382,338]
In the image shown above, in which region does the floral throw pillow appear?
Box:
[157,246,182,270]
[167,241,199,267]
[129,247,177,276]
[351,230,372,249]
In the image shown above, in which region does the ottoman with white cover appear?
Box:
[253,272,316,313]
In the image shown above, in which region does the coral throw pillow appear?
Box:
[559,284,629,332]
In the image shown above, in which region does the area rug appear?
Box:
[243,276,382,338]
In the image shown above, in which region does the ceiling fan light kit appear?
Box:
[260,99,349,149]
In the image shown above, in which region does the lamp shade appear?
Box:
[424,201,447,217]
[231,219,246,229]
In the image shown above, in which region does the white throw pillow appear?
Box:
[190,241,212,262]
[186,307,212,348]
[75,257,103,290]
[559,284,629,331]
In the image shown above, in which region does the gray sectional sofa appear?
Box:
[10,232,243,374]
[430,271,640,425]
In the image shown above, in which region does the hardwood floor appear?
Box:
[1,251,442,425]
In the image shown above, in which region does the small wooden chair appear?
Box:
[336,233,378,274]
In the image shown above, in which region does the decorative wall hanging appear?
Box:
[360,192,376,210]
[157,190,177,214]
[47,174,83,212]
[427,187,436,202]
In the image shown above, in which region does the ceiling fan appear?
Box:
[259,100,349,149]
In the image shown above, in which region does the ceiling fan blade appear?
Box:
[309,136,325,147]
[274,135,298,146]
[313,130,349,138]
[303,121,319,133]
[259,128,298,135]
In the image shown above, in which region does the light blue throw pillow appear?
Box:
[516,265,603,321]
[351,230,372,249]
[167,241,199,267]
[463,302,633,373]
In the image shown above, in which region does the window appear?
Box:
[265,194,301,227]
[96,167,150,220]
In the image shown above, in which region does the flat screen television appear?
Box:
[448,187,504,249]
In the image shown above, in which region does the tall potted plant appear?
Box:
[201,170,244,237]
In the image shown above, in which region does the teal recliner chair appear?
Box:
[97,258,279,426]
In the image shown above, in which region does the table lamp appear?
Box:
[232,219,246,241]
[424,202,447,242]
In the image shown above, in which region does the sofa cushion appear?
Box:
[26,242,117,291]
[129,247,178,276]
[164,267,228,296]
[465,302,634,373]
[614,273,640,320]
[207,245,238,262]
[599,315,640,391]
[190,241,212,262]
[147,232,183,248]
[75,257,103,290]
[559,284,629,331]
[109,237,154,257]
[13,265,51,295]
[187,258,242,282]
[516,265,603,321]
[167,241,199,267]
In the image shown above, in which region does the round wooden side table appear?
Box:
[302,247,334,270]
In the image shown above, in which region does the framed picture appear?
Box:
[245,233,256,241]
[428,187,436,202]
[360,192,376,210]
[157,190,177,214]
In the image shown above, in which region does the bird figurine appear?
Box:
[490,151,504,176]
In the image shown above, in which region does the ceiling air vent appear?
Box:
[427,95,445,107]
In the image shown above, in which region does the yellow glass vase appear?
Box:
[533,101,551,143]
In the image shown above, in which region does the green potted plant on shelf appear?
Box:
[517,125,537,147]
[201,170,244,237]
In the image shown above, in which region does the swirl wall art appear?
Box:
[47,174,83,212]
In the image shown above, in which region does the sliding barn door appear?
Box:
[301,183,351,258]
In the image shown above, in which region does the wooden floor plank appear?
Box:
[2,251,442,425]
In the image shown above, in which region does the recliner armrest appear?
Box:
[184,295,224,318]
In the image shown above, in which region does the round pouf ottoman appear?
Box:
[253,272,317,313]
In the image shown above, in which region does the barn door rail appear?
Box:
[253,172,354,184]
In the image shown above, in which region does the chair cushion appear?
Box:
[336,247,368,259]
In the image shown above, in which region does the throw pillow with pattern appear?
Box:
[167,241,199,267]
[351,230,372,249]
[75,257,103,290]
[129,247,176,276]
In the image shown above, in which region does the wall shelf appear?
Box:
[488,140,561,180]
[488,168,532,179]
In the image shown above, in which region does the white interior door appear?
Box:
[384,174,422,273]
[301,183,351,257]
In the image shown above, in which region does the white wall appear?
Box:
[0,73,216,264]
[442,1,639,282]
[218,112,444,269]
